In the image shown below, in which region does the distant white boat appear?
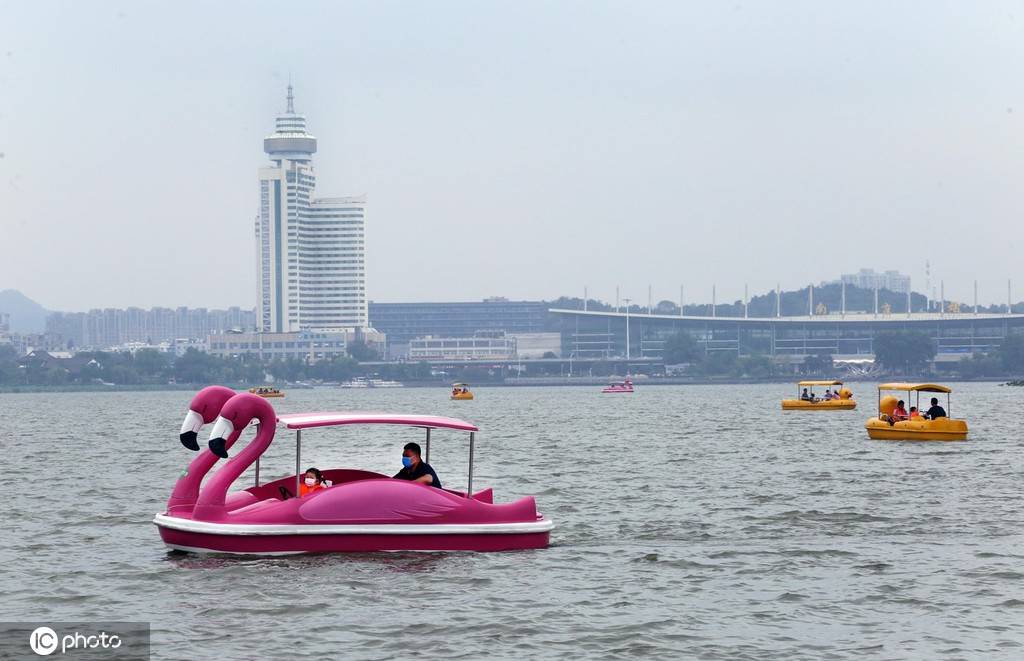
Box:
[370,379,405,388]
[339,377,404,389]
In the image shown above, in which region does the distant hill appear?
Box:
[549,283,1022,317]
[0,290,50,333]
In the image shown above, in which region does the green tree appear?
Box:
[663,332,701,364]
[998,333,1024,374]
[45,366,68,385]
[655,300,680,315]
[107,364,140,385]
[957,354,1002,378]
[133,349,169,377]
[873,331,936,373]
[80,361,104,383]
[737,354,773,378]
[348,340,380,362]
[309,355,358,381]
[694,351,737,376]
[802,353,833,375]
[174,348,223,383]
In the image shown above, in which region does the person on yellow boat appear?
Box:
[909,406,921,419]
[925,397,947,419]
[891,400,910,422]
[801,388,812,401]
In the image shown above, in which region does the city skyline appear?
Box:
[2,2,1022,311]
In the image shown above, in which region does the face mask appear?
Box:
[402,456,413,468]
[304,477,316,487]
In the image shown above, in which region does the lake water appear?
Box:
[1,383,1022,659]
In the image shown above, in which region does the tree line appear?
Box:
[0,345,434,388]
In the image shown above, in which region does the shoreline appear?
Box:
[0,376,1015,394]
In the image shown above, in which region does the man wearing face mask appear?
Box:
[393,442,442,488]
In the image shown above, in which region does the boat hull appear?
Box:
[781,399,856,410]
[451,393,474,400]
[864,417,968,441]
[154,514,552,555]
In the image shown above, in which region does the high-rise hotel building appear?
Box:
[256,86,367,332]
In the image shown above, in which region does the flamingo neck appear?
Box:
[193,410,276,519]
[166,426,244,511]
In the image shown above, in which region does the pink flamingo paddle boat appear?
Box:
[602,378,634,393]
[154,391,553,555]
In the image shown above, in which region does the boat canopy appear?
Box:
[877,383,953,393]
[273,412,481,498]
[277,413,479,432]
[452,383,470,387]
[798,380,844,386]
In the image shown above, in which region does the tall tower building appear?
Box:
[256,85,367,332]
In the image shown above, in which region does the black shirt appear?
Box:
[393,461,442,489]
[926,405,947,419]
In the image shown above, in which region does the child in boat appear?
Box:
[300,467,328,497]
[909,406,921,419]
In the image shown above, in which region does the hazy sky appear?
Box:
[1,1,1022,312]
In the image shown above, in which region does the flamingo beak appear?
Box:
[179,410,204,451]
[208,416,235,458]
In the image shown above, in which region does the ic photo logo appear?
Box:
[29,626,58,655]
[28,625,123,656]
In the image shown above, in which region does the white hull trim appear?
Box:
[163,543,306,556]
[154,513,554,536]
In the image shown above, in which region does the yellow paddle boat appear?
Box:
[451,383,474,400]
[864,383,967,441]
[781,380,856,410]
[249,386,284,398]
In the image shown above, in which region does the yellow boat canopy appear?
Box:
[798,380,844,386]
[452,383,470,387]
[878,383,952,393]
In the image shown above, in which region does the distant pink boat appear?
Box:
[602,378,634,393]
[154,391,553,555]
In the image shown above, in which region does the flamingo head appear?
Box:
[180,385,235,451]
[208,392,275,459]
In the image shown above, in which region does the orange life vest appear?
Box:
[300,482,326,497]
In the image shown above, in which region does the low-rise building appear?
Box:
[208,331,348,362]
[408,333,517,361]
[109,339,207,357]
[839,269,911,295]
